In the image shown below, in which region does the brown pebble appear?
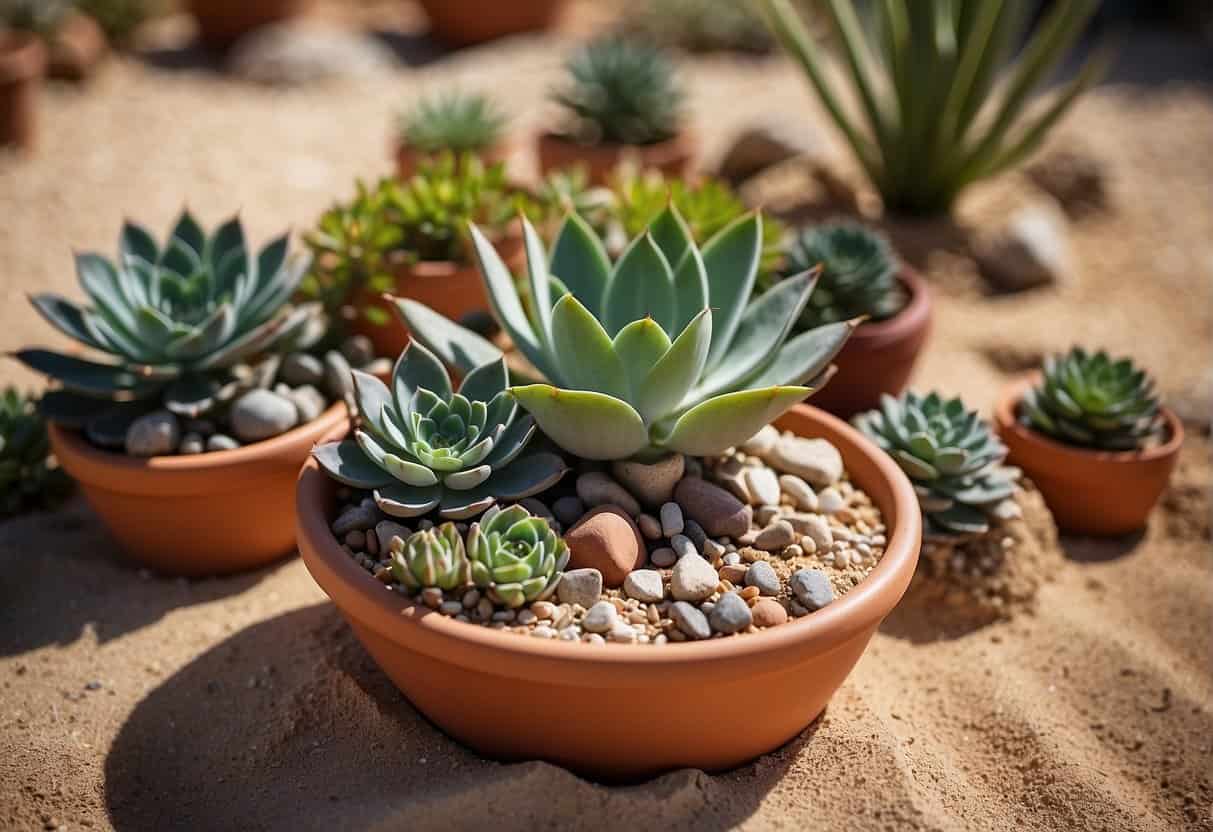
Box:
[752,598,788,627]
[739,586,760,601]
[719,564,748,584]
[421,588,443,609]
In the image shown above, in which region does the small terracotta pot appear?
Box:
[296,404,921,780]
[993,376,1184,537]
[394,139,512,181]
[0,31,46,151]
[49,402,348,577]
[536,130,696,185]
[47,12,108,81]
[808,268,933,419]
[186,0,311,48]
[416,0,565,46]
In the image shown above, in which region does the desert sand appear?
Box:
[1,9,1211,831]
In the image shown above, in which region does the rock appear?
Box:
[670,533,696,559]
[669,601,711,640]
[800,514,834,549]
[230,389,299,442]
[582,601,617,634]
[178,432,204,455]
[636,513,662,540]
[375,520,410,554]
[675,477,752,539]
[182,419,215,437]
[744,560,780,596]
[124,410,180,457]
[333,503,381,536]
[609,621,638,643]
[670,553,719,602]
[206,434,240,452]
[610,454,684,508]
[552,495,586,527]
[712,457,752,503]
[755,505,780,527]
[709,592,753,634]
[323,350,355,402]
[722,552,742,566]
[227,22,398,86]
[974,203,1073,292]
[565,506,645,588]
[790,568,834,611]
[765,435,843,487]
[744,466,781,507]
[287,384,327,424]
[650,547,677,568]
[280,352,325,387]
[556,568,603,609]
[719,563,748,584]
[365,357,393,378]
[717,123,819,185]
[519,498,554,522]
[754,520,795,551]
[623,569,664,603]
[340,334,376,367]
[702,538,726,560]
[683,519,708,552]
[817,487,846,514]
[659,502,684,538]
[779,474,818,511]
[575,472,641,518]
[751,597,789,627]
[1025,150,1108,218]
[740,425,779,456]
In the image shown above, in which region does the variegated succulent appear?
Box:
[467,503,569,607]
[311,339,567,519]
[390,522,471,591]
[395,207,857,461]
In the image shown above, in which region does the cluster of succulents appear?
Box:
[0,388,73,517]
[854,392,1020,538]
[397,92,506,155]
[1019,348,1164,451]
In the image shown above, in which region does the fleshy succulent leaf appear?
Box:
[313,440,397,489]
[509,385,649,459]
[549,213,612,317]
[701,213,763,371]
[549,294,629,399]
[656,385,809,456]
[635,308,712,424]
[602,233,677,336]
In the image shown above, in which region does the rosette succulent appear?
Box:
[398,92,506,155]
[395,206,857,461]
[1020,347,1164,451]
[311,338,567,519]
[854,392,1020,538]
[0,388,72,517]
[781,221,905,328]
[390,522,470,591]
[467,504,569,607]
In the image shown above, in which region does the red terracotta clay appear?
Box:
[0,31,46,151]
[536,130,697,185]
[394,138,512,180]
[993,375,1184,537]
[50,402,348,577]
[809,267,933,419]
[296,404,921,780]
[46,12,108,81]
[186,0,311,48]
[416,0,565,46]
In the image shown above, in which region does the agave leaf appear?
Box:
[390,297,503,377]
[37,389,115,429]
[208,215,246,267]
[243,251,310,328]
[549,294,629,398]
[509,385,649,460]
[255,233,289,288]
[14,349,158,397]
[655,385,808,457]
[894,449,938,480]
[648,203,694,277]
[521,216,555,350]
[480,414,536,470]
[28,293,105,351]
[120,220,159,265]
[602,233,676,336]
[163,304,236,361]
[160,236,202,278]
[392,341,452,417]
[76,253,137,335]
[701,213,763,371]
[612,317,672,399]
[457,357,509,405]
[162,374,221,418]
[635,308,712,424]
[375,481,443,518]
[191,308,288,370]
[930,503,989,535]
[170,211,207,257]
[549,213,611,317]
[670,238,710,334]
[739,319,857,391]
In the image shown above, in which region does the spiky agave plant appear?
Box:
[854,392,1020,538]
[0,388,72,517]
[1020,347,1164,451]
[467,503,569,608]
[398,92,507,155]
[757,0,1110,214]
[390,522,471,592]
[311,340,566,519]
[395,206,857,461]
[782,221,905,328]
[17,211,321,446]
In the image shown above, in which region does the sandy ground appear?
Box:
[1,9,1211,831]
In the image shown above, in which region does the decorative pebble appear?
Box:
[323,350,355,402]
[374,520,409,554]
[519,498,554,522]
[583,601,617,634]
[650,547,677,568]
[712,457,752,503]
[709,592,753,634]
[565,506,645,587]
[674,477,751,539]
[531,601,555,620]
[124,410,180,457]
[575,472,641,517]
[623,569,664,603]
[722,552,742,566]
[280,352,325,386]
[669,601,711,640]
[340,334,375,367]
[754,505,780,527]
[659,502,684,537]
[636,513,662,540]
[744,560,780,596]
[779,474,818,511]
[702,538,726,560]
[744,466,781,507]
[719,563,748,584]
[754,520,795,551]
[531,625,556,638]
[782,543,804,559]
[333,503,380,535]
[609,621,638,643]
[799,535,818,554]
[556,568,603,609]
[179,432,204,455]
[230,389,299,442]
[683,519,708,552]
[610,454,684,507]
[206,434,240,451]
[790,568,835,611]
[670,553,718,602]
[764,435,843,487]
[670,533,696,559]
[801,515,833,549]
[288,384,327,423]
[751,597,789,627]
[740,425,779,456]
[817,487,846,514]
[552,495,586,527]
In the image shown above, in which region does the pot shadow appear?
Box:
[0,496,270,657]
[1059,530,1147,564]
[104,603,812,831]
[878,582,999,644]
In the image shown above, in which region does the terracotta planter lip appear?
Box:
[536,128,696,156]
[0,30,47,82]
[297,403,921,679]
[844,266,932,346]
[993,374,1185,464]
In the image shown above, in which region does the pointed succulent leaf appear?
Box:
[392,341,453,416]
[356,430,439,486]
[670,239,710,334]
[738,319,857,392]
[647,203,694,276]
[509,385,649,459]
[701,213,763,370]
[77,253,137,334]
[312,440,396,489]
[655,385,809,457]
[480,414,536,469]
[549,213,611,316]
[120,220,159,265]
[352,369,394,428]
[171,211,207,256]
[28,293,105,350]
[391,297,503,377]
[457,356,509,405]
[612,317,672,399]
[635,308,712,424]
[14,349,158,397]
[444,464,492,490]
[602,233,676,336]
[521,216,555,349]
[549,294,629,398]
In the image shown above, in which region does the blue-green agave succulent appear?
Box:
[467,503,569,607]
[390,522,471,591]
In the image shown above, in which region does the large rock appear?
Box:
[674,477,751,539]
[974,203,1074,293]
[611,454,684,508]
[763,435,843,487]
[230,389,299,443]
[227,23,398,86]
[564,506,646,588]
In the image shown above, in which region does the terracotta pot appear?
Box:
[536,130,696,185]
[47,12,108,81]
[416,0,565,46]
[394,138,512,180]
[186,0,311,48]
[808,268,933,419]
[993,376,1184,537]
[49,402,348,577]
[0,31,46,151]
[296,404,921,780]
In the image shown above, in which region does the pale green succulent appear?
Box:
[467,504,569,608]
[311,337,567,519]
[398,92,506,155]
[390,522,471,592]
[394,207,857,461]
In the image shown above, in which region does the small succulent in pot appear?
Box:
[468,503,569,608]
[0,387,73,517]
[853,391,1020,538]
[1019,347,1164,451]
[398,91,506,156]
[779,221,905,328]
[390,522,471,591]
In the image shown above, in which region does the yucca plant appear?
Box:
[1020,347,1163,451]
[780,221,905,328]
[312,337,566,519]
[0,388,73,517]
[757,0,1110,215]
[394,206,856,461]
[468,503,569,607]
[17,212,320,446]
[390,522,471,592]
[854,392,1020,538]
[398,92,506,155]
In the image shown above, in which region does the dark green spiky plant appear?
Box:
[398,92,506,155]
[1020,348,1164,451]
[781,221,905,328]
[553,36,684,146]
[0,388,73,517]
[757,0,1110,215]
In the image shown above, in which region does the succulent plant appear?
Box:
[390,522,471,591]
[530,167,615,237]
[17,211,321,446]
[854,392,1020,538]
[467,503,569,607]
[311,338,567,519]
[780,221,905,328]
[0,388,73,518]
[398,91,507,155]
[395,206,856,461]
[1019,348,1164,451]
[553,36,684,147]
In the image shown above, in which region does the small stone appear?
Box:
[650,547,677,568]
[623,569,664,603]
[754,505,781,527]
[230,389,299,442]
[669,601,711,640]
[709,592,753,634]
[801,515,833,549]
[516,609,537,625]
[609,621,638,643]
[556,568,603,609]
[744,560,780,596]
[519,498,554,522]
[323,350,355,402]
[636,513,662,540]
[374,520,409,554]
[531,601,556,620]
[659,502,684,538]
[675,477,751,539]
[584,633,606,645]
[421,587,443,609]
[333,503,380,536]
[779,474,818,511]
[783,543,804,559]
[818,487,846,514]
[440,601,462,616]
[765,435,844,487]
[583,601,617,634]
[552,495,586,527]
[751,597,788,627]
[575,472,641,518]
[790,568,834,611]
[683,519,708,552]
[227,22,398,85]
[670,553,718,602]
[740,425,779,456]
[179,432,204,455]
[280,352,325,386]
[124,410,180,457]
[975,202,1074,292]
[344,529,366,549]
[670,534,696,559]
[565,506,646,587]
[754,520,795,551]
[288,384,327,424]
[610,453,684,508]
[722,552,742,566]
[206,434,240,452]
[531,625,556,638]
[717,123,820,184]
[340,334,375,367]
[702,538,726,560]
[1025,150,1108,218]
[712,457,752,503]
[744,466,781,507]
[719,563,748,584]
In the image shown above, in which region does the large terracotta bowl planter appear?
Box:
[186,0,311,48]
[394,139,512,181]
[417,0,566,46]
[0,31,46,151]
[50,402,348,577]
[993,376,1184,537]
[808,268,933,419]
[536,130,696,185]
[296,404,921,780]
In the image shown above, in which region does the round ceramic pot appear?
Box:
[394,139,512,180]
[47,12,108,81]
[296,404,921,780]
[993,376,1184,537]
[186,0,311,48]
[808,268,933,419]
[536,130,696,186]
[416,0,565,46]
[0,31,46,151]
[50,402,348,577]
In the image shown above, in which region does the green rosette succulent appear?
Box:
[394,206,857,461]
[1020,347,1163,451]
[390,522,471,591]
[311,338,567,520]
[398,92,506,155]
[467,504,569,608]
[0,388,73,517]
[854,392,1020,538]
[782,221,905,328]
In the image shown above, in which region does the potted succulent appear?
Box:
[0,387,73,517]
[185,0,309,49]
[0,25,45,150]
[415,0,565,46]
[537,36,695,185]
[297,206,923,778]
[1,0,108,81]
[393,91,510,180]
[14,211,353,575]
[993,348,1183,536]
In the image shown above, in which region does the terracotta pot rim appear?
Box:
[536,129,695,156]
[297,403,921,680]
[0,30,47,83]
[842,267,932,348]
[993,374,1185,464]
